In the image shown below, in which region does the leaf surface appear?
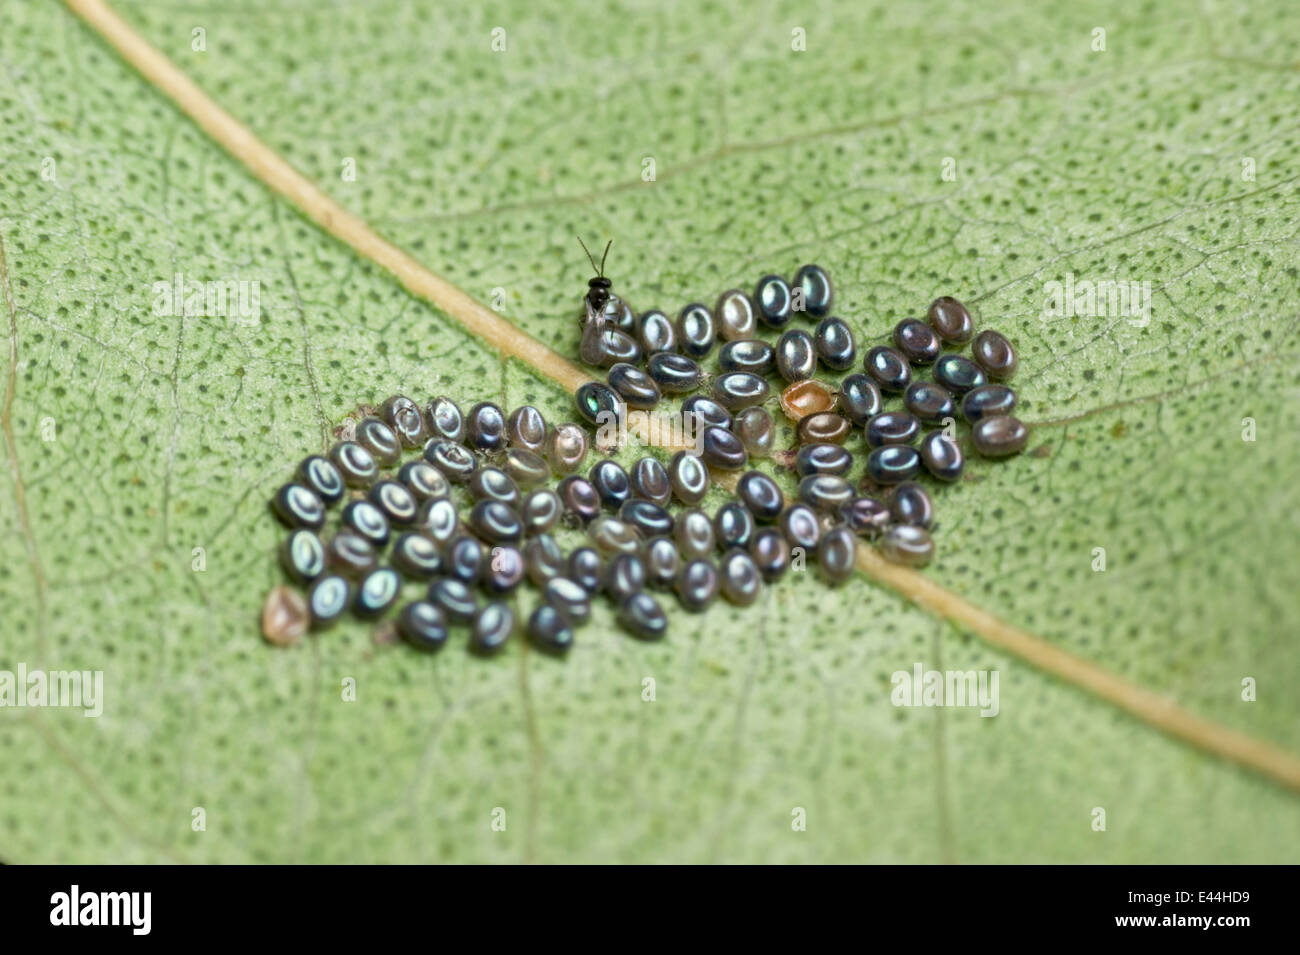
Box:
[1,0,1298,862]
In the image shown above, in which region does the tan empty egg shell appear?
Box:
[261,585,309,647]
[780,379,836,421]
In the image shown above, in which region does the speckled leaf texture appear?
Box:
[1,0,1298,863]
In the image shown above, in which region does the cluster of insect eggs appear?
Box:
[260,252,1028,656]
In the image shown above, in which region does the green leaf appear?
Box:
[1,0,1298,862]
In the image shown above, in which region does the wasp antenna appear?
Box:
[599,240,612,277]
[577,236,600,275]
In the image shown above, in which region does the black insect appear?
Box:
[577,236,614,325]
[577,237,639,367]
